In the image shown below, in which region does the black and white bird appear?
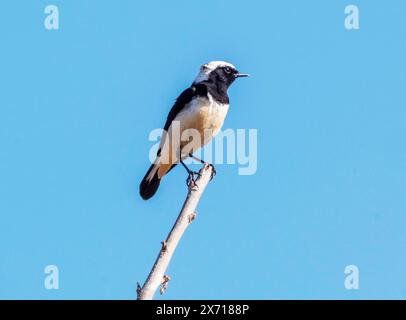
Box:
[140,61,248,200]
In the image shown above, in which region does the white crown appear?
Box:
[193,61,236,84]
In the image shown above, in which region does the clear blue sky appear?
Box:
[1,0,405,299]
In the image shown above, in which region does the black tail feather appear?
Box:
[139,164,161,200]
[139,163,177,200]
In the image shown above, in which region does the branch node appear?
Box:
[160,240,168,256]
[188,212,197,223]
[188,180,199,191]
[160,275,171,295]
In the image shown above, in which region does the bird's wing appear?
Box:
[163,85,197,132]
[153,84,208,179]
[156,84,207,154]
[149,86,197,179]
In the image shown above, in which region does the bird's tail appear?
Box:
[139,163,161,200]
[139,162,178,200]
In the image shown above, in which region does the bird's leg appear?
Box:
[179,152,200,188]
[189,153,216,180]
[180,159,200,189]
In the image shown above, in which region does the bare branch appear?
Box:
[137,164,213,300]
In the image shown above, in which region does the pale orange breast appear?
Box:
[157,95,229,166]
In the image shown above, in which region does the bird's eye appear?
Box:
[224,67,232,74]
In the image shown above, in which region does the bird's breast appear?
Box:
[181,95,229,135]
[164,94,229,158]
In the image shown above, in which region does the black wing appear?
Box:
[162,84,207,132]
[163,86,194,132]
[156,84,207,159]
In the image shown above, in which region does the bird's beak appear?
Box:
[235,72,249,78]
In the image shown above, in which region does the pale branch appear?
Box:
[137,163,214,300]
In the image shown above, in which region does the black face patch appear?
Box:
[209,66,237,88]
[193,65,240,104]
[201,67,235,104]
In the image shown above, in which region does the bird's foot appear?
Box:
[204,163,216,180]
[209,164,216,180]
[186,171,201,189]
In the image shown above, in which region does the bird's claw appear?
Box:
[186,171,200,189]
[208,164,216,180]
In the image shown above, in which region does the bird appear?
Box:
[139,61,248,200]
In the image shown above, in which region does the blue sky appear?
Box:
[1,0,405,299]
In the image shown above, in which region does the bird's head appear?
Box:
[193,61,249,87]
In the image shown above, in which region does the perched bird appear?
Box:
[140,61,248,200]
